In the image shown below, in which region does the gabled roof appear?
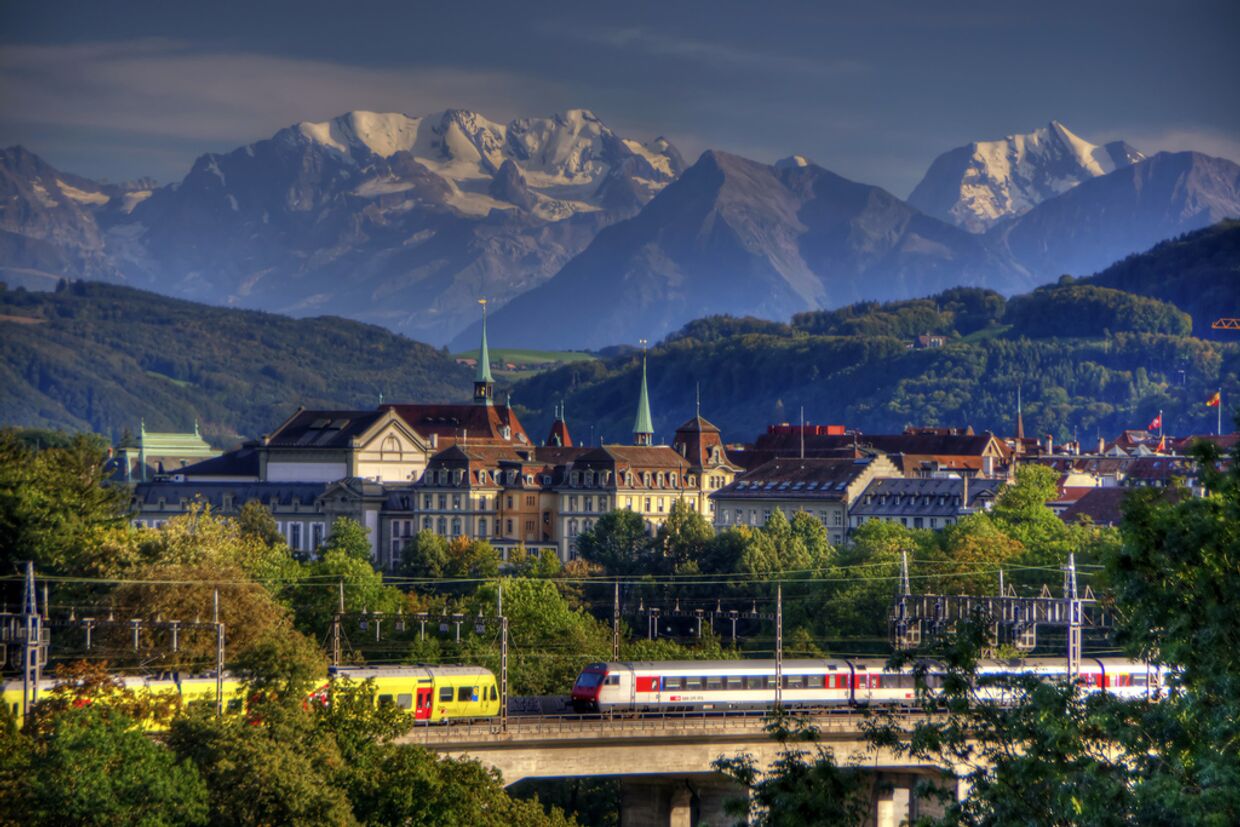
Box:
[264,408,384,449]
[714,457,889,501]
[383,403,530,445]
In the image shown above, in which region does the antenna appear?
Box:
[695,383,701,418]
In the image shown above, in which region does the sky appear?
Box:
[2,0,1238,197]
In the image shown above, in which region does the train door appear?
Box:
[415,686,433,720]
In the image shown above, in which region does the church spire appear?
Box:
[633,339,653,446]
[474,298,494,406]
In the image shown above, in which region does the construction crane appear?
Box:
[1212,318,1240,331]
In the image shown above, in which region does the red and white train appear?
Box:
[570,657,1168,713]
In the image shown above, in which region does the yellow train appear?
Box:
[325,665,501,722]
[2,664,500,728]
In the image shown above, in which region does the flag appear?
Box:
[1157,435,1166,453]
[1206,391,1221,408]
[1147,413,1162,431]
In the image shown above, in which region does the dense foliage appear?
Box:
[1004,283,1192,339]
[0,281,473,442]
[1083,219,1240,340]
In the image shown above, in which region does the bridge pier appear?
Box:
[618,775,745,827]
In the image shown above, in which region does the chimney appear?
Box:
[1045,434,1054,455]
[430,433,439,449]
[1097,436,1106,455]
[961,473,969,511]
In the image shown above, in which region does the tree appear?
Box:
[654,499,714,573]
[0,665,207,827]
[862,436,1240,825]
[0,429,129,577]
[236,499,286,549]
[714,714,872,827]
[575,510,653,576]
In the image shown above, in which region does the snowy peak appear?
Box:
[908,121,1146,232]
[282,108,682,218]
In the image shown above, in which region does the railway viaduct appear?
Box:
[400,711,961,826]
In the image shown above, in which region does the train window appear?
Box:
[439,687,453,702]
[226,698,243,713]
[397,693,413,709]
[490,686,498,701]
[705,677,723,690]
[606,675,620,686]
[855,675,868,688]
[378,694,395,707]
[684,677,702,690]
[457,687,472,702]
[1132,674,1148,687]
[665,677,683,690]
[805,675,824,689]
[766,676,778,688]
[725,677,743,690]
[785,675,804,689]
[745,676,765,690]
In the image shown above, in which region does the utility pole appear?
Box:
[331,580,344,666]
[612,581,621,660]
[22,561,42,712]
[774,583,783,711]
[213,588,225,717]
[499,581,508,734]
[1065,553,1081,682]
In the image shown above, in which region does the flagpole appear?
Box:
[1220,388,1224,437]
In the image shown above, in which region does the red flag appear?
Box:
[1206,391,1221,408]
[1147,413,1162,431]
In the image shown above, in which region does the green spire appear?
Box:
[477,299,494,384]
[633,340,653,445]
[473,298,495,405]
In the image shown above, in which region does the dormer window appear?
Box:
[501,426,512,440]
[437,470,447,485]
[585,471,595,487]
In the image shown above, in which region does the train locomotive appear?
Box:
[570,657,1169,713]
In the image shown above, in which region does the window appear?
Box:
[451,517,462,536]
[725,677,743,690]
[599,496,608,511]
[311,522,325,549]
[377,694,395,707]
[644,497,652,512]
[437,517,447,534]
[569,495,578,511]
[914,517,924,529]
[745,676,765,690]
[288,522,302,550]
[705,676,723,691]
[526,495,535,507]
[832,512,842,527]
[584,496,593,512]
[452,494,461,510]
[505,519,513,534]
[438,494,447,510]
[439,687,453,702]
[569,519,578,537]
[684,677,703,690]
[226,698,244,713]
[478,519,488,537]
[422,517,432,530]
[806,675,825,689]
[785,675,804,689]
[665,677,683,690]
[658,497,665,513]
[395,693,412,709]
[625,497,633,510]
[458,687,473,702]
[506,496,514,509]
[423,494,432,509]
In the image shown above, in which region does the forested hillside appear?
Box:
[511,282,1238,444]
[0,281,473,443]
[1082,219,1240,339]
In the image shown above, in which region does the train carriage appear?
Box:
[326,664,500,722]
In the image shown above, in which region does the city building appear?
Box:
[710,455,901,546]
[848,476,1005,530]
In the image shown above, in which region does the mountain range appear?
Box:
[2,116,1238,349]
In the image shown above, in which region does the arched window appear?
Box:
[451,517,462,536]
[437,517,447,535]
[380,434,402,461]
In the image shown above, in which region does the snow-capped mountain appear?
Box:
[284,108,682,221]
[909,121,1144,232]
[0,110,684,342]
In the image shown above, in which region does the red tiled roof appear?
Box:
[382,403,530,445]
